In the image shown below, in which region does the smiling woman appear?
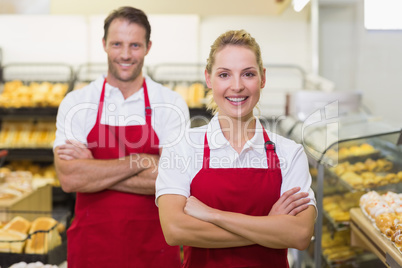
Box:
[156,29,317,268]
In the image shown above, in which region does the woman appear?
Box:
[156,30,316,268]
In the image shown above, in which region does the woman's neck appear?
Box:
[218,114,256,154]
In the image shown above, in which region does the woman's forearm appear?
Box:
[210,206,316,250]
[158,194,254,248]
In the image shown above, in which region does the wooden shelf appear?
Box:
[350,208,402,268]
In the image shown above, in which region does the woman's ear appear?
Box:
[205,69,212,88]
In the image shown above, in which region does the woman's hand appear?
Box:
[184,196,217,222]
[57,140,93,160]
[269,187,310,216]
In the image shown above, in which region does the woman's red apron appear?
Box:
[67,79,181,268]
[183,130,288,268]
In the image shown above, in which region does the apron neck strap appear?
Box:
[96,78,108,123]
[97,78,152,125]
[143,78,152,126]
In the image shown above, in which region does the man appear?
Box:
[54,6,189,268]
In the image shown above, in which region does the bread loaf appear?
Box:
[0,229,27,253]
[25,217,61,254]
[3,216,31,235]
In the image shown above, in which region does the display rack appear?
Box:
[0,63,73,161]
[147,63,212,123]
[147,63,206,85]
[74,62,108,84]
[1,62,74,88]
[0,62,74,118]
[301,118,401,268]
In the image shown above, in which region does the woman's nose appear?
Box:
[231,77,245,92]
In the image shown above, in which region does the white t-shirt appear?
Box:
[156,114,316,207]
[54,75,190,149]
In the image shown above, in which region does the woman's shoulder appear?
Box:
[265,130,304,158]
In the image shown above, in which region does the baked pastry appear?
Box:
[341,171,363,188]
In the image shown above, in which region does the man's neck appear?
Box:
[106,74,144,100]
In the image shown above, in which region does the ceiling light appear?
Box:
[293,0,310,12]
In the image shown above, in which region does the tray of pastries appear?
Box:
[324,143,381,164]
[323,191,365,230]
[359,191,402,253]
[329,157,402,191]
[0,120,56,149]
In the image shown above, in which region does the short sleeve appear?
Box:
[155,138,193,206]
[53,92,97,150]
[155,93,190,148]
[280,144,316,208]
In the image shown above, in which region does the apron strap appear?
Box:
[202,133,210,169]
[95,78,108,124]
[263,129,279,169]
[143,79,152,126]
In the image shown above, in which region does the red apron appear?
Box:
[67,79,181,268]
[183,129,288,268]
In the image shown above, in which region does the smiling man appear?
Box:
[53,6,189,268]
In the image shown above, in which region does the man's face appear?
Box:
[103,18,151,84]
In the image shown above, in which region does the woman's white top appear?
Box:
[156,114,316,208]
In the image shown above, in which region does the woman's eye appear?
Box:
[244,72,256,77]
[218,73,228,78]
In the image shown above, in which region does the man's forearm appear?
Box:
[108,164,158,195]
[55,151,155,193]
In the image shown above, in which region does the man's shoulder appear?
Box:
[146,76,183,102]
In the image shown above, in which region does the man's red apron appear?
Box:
[67,79,181,268]
[183,130,288,268]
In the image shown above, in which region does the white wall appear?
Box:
[0,14,200,68]
[319,1,402,126]
[0,9,311,117]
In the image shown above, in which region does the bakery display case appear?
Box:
[288,113,402,268]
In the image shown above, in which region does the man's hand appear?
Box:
[269,187,310,216]
[56,140,93,160]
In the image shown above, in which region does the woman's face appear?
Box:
[205,45,265,121]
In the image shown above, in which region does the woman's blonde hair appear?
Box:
[205,30,264,115]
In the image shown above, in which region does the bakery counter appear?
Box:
[350,208,402,268]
